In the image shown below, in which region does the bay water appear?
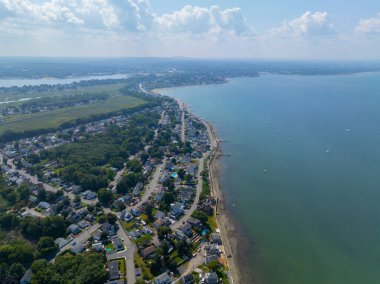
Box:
[161,73,380,284]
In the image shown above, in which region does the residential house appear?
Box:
[29,195,38,204]
[131,208,140,217]
[170,202,184,219]
[68,224,81,234]
[142,226,153,235]
[154,210,166,220]
[141,245,157,259]
[175,229,187,241]
[71,185,83,194]
[187,217,202,229]
[204,272,218,284]
[204,255,219,265]
[85,214,95,223]
[153,217,170,229]
[54,238,67,249]
[38,201,51,210]
[108,260,121,280]
[82,190,97,200]
[129,230,142,240]
[92,242,105,252]
[210,233,222,245]
[92,229,103,241]
[154,272,172,284]
[120,210,134,222]
[112,237,124,251]
[205,244,221,256]
[71,243,85,254]
[77,220,90,229]
[102,223,117,236]
[181,274,194,284]
[179,223,193,237]
[186,164,197,176]
[133,182,144,196]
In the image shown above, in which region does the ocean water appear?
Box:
[161,73,380,284]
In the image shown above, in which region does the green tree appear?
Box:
[97,188,114,205]
[176,240,192,257]
[145,204,154,221]
[157,226,172,241]
[37,188,47,202]
[37,237,58,256]
[207,260,221,272]
[191,210,208,223]
[106,213,117,225]
[9,263,25,280]
[31,259,48,273]
[177,168,186,180]
[126,159,142,173]
[74,195,81,204]
[0,213,19,229]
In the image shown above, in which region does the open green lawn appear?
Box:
[116,258,126,276]
[207,215,218,232]
[0,83,128,102]
[0,94,146,134]
[105,243,115,252]
[170,251,186,266]
[134,252,154,280]
[122,220,137,232]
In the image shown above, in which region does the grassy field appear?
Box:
[0,83,128,102]
[116,258,126,276]
[134,252,154,280]
[0,94,146,134]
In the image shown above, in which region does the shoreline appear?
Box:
[173,96,242,284]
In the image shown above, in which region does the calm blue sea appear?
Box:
[161,73,380,284]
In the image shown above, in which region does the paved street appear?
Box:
[58,223,101,254]
[7,158,98,205]
[105,218,137,284]
[171,157,204,231]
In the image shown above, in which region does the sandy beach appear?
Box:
[174,96,243,284]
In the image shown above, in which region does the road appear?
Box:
[104,208,137,284]
[132,162,163,210]
[58,223,101,254]
[176,243,206,281]
[171,157,204,231]
[181,109,186,143]
[7,158,98,205]
[104,161,163,284]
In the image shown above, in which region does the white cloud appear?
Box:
[267,11,335,39]
[155,5,253,35]
[356,13,380,34]
[0,1,252,36]
[0,0,154,31]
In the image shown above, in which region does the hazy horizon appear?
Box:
[0,0,379,59]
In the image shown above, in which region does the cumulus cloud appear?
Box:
[0,0,154,31]
[356,13,380,34]
[0,1,252,36]
[267,11,335,39]
[155,5,253,35]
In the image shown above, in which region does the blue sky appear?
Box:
[0,0,379,59]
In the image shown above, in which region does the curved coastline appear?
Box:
[155,86,246,283]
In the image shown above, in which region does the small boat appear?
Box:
[326,150,330,153]
[264,169,268,172]
[346,129,351,132]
